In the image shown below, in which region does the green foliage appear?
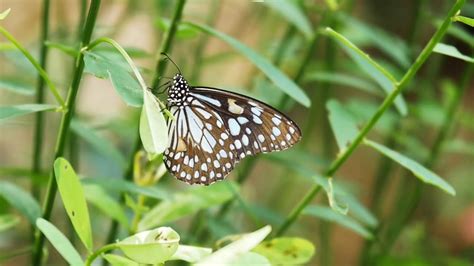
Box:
[0,78,35,95]
[0,104,57,122]
[327,99,359,154]
[54,158,93,251]
[0,181,41,224]
[253,237,316,265]
[139,89,168,155]
[433,43,474,62]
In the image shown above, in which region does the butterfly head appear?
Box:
[168,73,190,106]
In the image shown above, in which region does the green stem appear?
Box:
[0,27,65,108]
[31,0,51,201]
[102,0,187,252]
[85,243,118,266]
[275,0,466,236]
[31,1,102,265]
[129,194,146,234]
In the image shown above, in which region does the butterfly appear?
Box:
[161,59,302,185]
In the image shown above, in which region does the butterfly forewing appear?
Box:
[163,74,301,185]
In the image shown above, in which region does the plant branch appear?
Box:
[31,1,102,265]
[85,243,118,266]
[275,0,466,236]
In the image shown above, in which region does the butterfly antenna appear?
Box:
[161,52,182,75]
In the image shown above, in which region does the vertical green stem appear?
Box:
[102,0,187,251]
[31,1,102,265]
[31,0,51,201]
[275,0,465,237]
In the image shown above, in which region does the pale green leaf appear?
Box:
[327,99,359,154]
[54,158,93,251]
[0,181,41,224]
[364,139,456,195]
[185,22,311,107]
[81,177,170,200]
[170,245,212,263]
[304,71,380,96]
[139,181,237,230]
[454,15,474,27]
[0,104,57,122]
[83,184,129,228]
[433,43,474,63]
[262,0,313,38]
[139,89,168,155]
[303,205,372,238]
[253,237,315,265]
[0,78,35,95]
[324,28,407,115]
[0,8,11,20]
[36,218,84,266]
[0,214,20,231]
[103,254,139,266]
[196,225,272,265]
[156,18,199,39]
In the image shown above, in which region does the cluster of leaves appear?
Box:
[1,0,473,265]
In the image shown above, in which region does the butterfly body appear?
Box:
[163,73,301,185]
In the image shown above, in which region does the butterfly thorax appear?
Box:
[167,74,190,107]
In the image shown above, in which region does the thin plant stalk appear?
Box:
[275,0,466,237]
[377,61,473,260]
[102,0,187,249]
[31,0,51,201]
[31,1,102,265]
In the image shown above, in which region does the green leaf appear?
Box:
[433,43,474,63]
[36,218,84,266]
[327,99,359,154]
[139,89,168,155]
[453,15,474,27]
[196,225,272,265]
[445,139,474,156]
[304,71,380,96]
[0,8,11,20]
[83,184,129,228]
[341,193,378,228]
[71,119,127,167]
[54,158,93,251]
[117,227,180,264]
[0,78,35,95]
[0,104,57,122]
[324,28,407,116]
[156,18,199,39]
[262,0,313,39]
[0,214,20,231]
[45,41,78,57]
[139,181,238,230]
[230,252,271,265]
[185,22,311,107]
[364,139,456,195]
[0,181,41,224]
[83,51,143,106]
[253,237,315,265]
[81,177,170,200]
[446,24,473,46]
[303,205,372,238]
[339,14,411,68]
[170,245,212,263]
[103,254,139,266]
[311,176,348,215]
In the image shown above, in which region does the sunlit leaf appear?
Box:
[54,158,93,251]
[324,28,407,115]
[185,22,311,107]
[156,18,199,39]
[327,99,359,154]
[230,252,271,265]
[83,51,143,106]
[262,0,313,38]
[453,15,474,27]
[0,181,41,225]
[139,181,237,230]
[139,89,168,155]
[71,119,127,167]
[303,205,372,238]
[253,237,315,265]
[83,184,129,228]
[0,214,20,231]
[103,254,139,266]
[117,227,180,264]
[170,245,212,263]
[0,104,57,122]
[0,78,35,95]
[433,43,474,63]
[36,218,84,266]
[0,8,11,20]
[364,139,456,195]
[196,225,272,265]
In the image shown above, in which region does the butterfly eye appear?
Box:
[164,76,301,185]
